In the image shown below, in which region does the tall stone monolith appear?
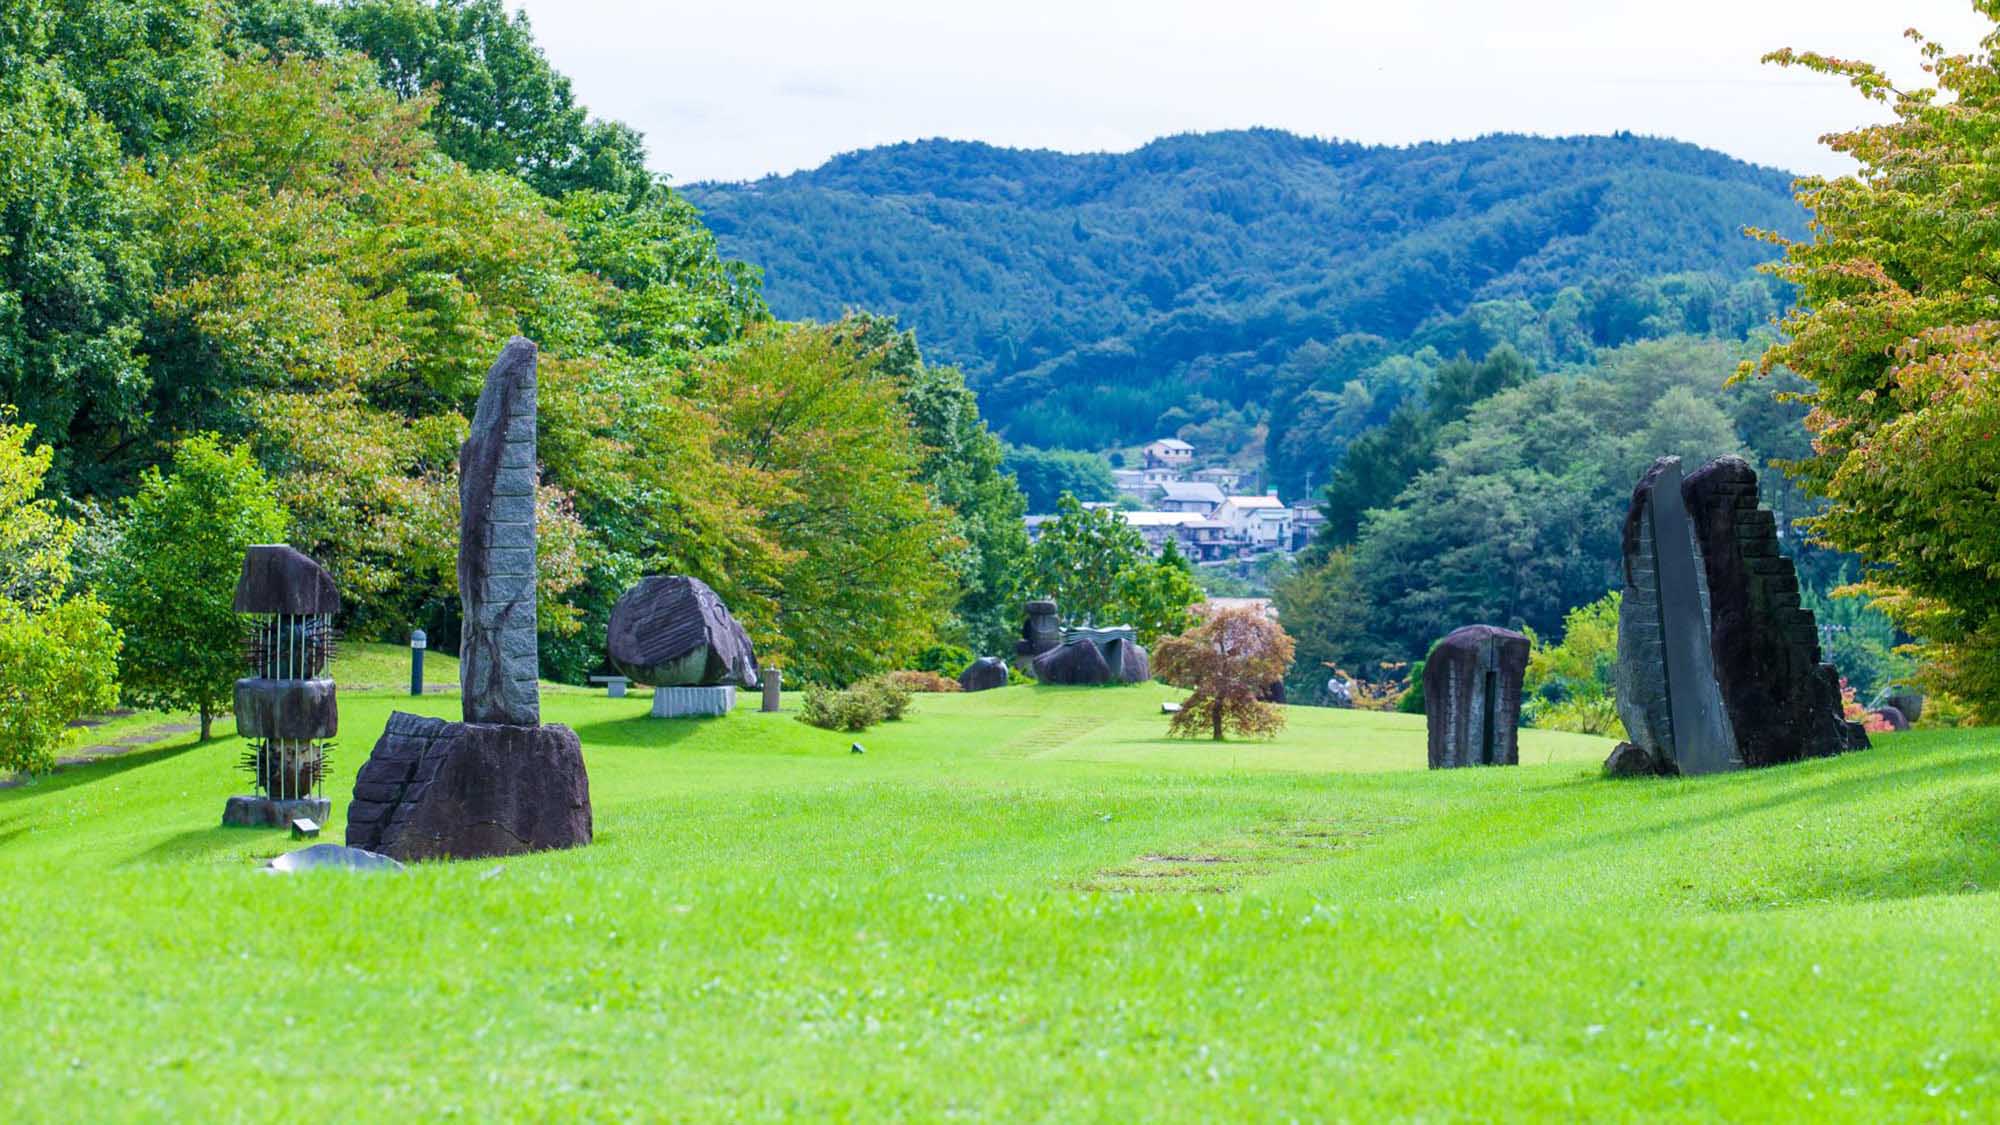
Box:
[1425,625,1529,769]
[458,336,540,726]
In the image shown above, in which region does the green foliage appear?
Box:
[104,434,287,740]
[1522,593,1622,734]
[1756,16,2000,716]
[1004,446,1117,512]
[1154,606,1295,741]
[1026,494,1148,627]
[0,415,119,775]
[1397,663,1426,715]
[913,643,975,677]
[698,323,960,684]
[796,675,911,732]
[1805,584,1911,702]
[1110,540,1204,645]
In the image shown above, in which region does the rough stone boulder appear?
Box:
[958,656,1009,692]
[1424,624,1530,769]
[607,575,758,687]
[234,544,340,616]
[1031,633,1150,686]
[346,712,592,862]
[1602,742,1665,778]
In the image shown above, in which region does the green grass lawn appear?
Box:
[3,676,1996,1119]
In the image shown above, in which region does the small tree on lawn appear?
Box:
[0,413,121,775]
[106,435,288,740]
[1154,606,1296,741]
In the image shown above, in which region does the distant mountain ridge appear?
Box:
[687,129,1805,454]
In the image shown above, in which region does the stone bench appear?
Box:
[588,675,630,698]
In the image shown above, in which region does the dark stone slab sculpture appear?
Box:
[1030,628,1151,686]
[1032,637,1112,684]
[1615,455,1867,775]
[1682,456,1868,766]
[606,575,758,687]
[1015,599,1062,662]
[346,713,591,862]
[1616,457,1738,775]
[458,336,541,727]
[1424,625,1529,769]
[234,544,340,617]
[347,338,591,861]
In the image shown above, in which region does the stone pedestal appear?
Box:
[222,795,331,829]
[760,670,782,712]
[347,712,591,862]
[652,685,736,718]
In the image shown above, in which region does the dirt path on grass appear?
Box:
[0,720,202,789]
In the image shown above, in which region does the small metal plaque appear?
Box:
[291,818,321,840]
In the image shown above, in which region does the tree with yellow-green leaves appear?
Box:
[1757,8,2000,716]
[0,414,120,776]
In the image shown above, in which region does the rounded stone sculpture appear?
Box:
[1030,633,1150,686]
[959,656,1009,692]
[1015,599,1062,661]
[608,576,759,688]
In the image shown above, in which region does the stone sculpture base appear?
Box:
[346,712,591,862]
[651,685,736,718]
[222,795,331,829]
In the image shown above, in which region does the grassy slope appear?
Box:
[2,679,1996,1120]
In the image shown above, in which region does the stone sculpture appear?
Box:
[1614,455,1867,776]
[224,545,339,828]
[1015,599,1062,663]
[1030,626,1150,686]
[958,656,1009,692]
[1423,624,1529,769]
[348,338,592,861]
[606,575,758,718]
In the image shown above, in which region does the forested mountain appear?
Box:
[688,131,1807,468]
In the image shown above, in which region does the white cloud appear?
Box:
[510,0,1993,183]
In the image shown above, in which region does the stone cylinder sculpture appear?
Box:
[224,545,340,828]
[1424,625,1529,769]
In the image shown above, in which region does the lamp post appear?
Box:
[410,628,427,696]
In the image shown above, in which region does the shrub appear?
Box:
[1533,695,1622,736]
[0,596,122,776]
[857,676,913,721]
[885,670,961,693]
[912,644,974,677]
[1397,660,1426,714]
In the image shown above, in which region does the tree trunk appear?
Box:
[200,705,212,742]
[1212,698,1224,741]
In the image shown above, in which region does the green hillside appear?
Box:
[3,682,1993,1118]
[689,130,1806,457]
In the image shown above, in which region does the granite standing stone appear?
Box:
[1424,625,1529,769]
[458,336,541,726]
[347,338,591,862]
[1616,457,1738,775]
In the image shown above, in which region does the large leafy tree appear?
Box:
[105,434,287,741]
[1027,493,1148,627]
[1111,539,1204,645]
[695,323,960,684]
[1757,13,2000,713]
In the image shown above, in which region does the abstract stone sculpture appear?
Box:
[606,575,758,718]
[1030,626,1151,686]
[1424,625,1529,769]
[1616,455,1867,775]
[1616,457,1738,775]
[458,335,541,727]
[224,545,339,828]
[348,338,592,861]
[1015,599,1062,663]
[958,656,1009,692]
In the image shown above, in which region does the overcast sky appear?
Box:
[511,1,1991,185]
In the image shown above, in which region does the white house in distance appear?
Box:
[1143,438,1193,471]
[1218,493,1294,549]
